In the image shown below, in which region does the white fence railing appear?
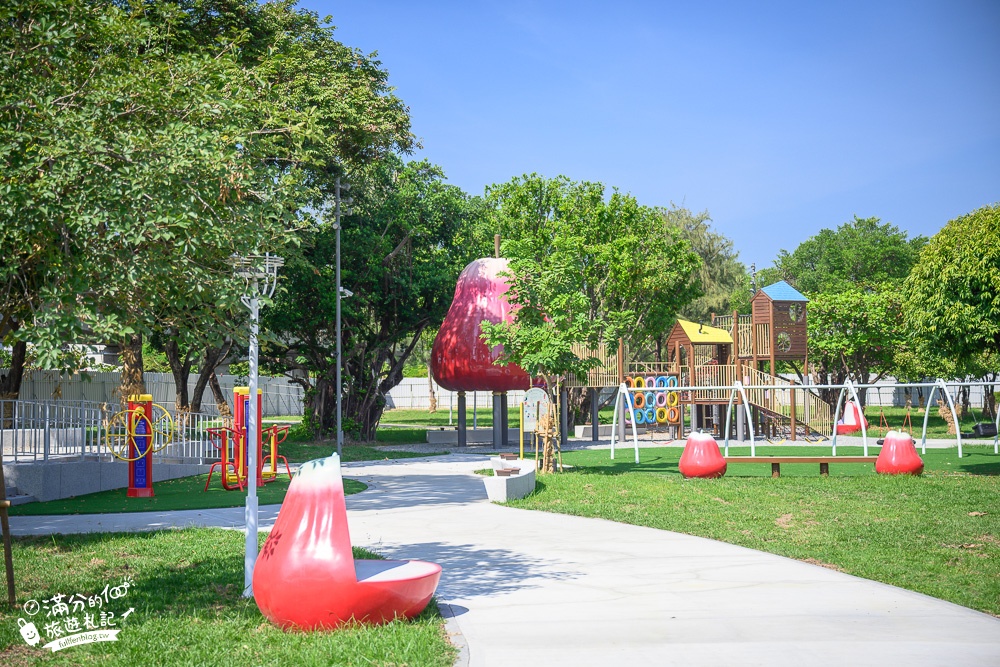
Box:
[385,378,527,412]
[6,369,304,417]
[1,399,222,464]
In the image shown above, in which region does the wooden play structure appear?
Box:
[567,281,835,442]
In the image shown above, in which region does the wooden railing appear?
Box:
[754,323,770,356]
[713,314,754,358]
[691,364,737,401]
[740,368,832,435]
[627,360,679,377]
[563,343,621,388]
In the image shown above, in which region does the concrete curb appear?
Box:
[439,603,471,667]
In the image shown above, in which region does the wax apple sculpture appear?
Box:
[430,257,530,392]
[678,431,728,479]
[253,455,441,630]
[875,430,924,476]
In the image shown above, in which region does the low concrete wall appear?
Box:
[4,460,213,502]
[482,457,536,502]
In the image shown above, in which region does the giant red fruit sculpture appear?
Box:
[253,455,441,630]
[431,257,530,391]
[678,431,727,479]
[875,430,924,476]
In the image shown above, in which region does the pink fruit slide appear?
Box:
[253,455,442,630]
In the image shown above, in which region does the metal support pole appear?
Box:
[335,190,343,460]
[457,391,467,447]
[591,388,600,441]
[244,293,260,598]
[560,387,568,447]
[492,392,502,449]
[500,393,509,448]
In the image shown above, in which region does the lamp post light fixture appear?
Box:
[234,252,283,598]
[334,177,352,458]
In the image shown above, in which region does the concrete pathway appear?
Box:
[10,454,1000,666]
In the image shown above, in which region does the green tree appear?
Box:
[663,207,745,326]
[0,0,298,401]
[770,216,926,401]
[0,0,416,407]
[776,215,926,293]
[480,175,701,421]
[807,287,907,405]
[264,159,481,440]
[903,204,1000,378]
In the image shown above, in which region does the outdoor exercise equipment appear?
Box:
[875,430,924,476]
[206,387,292,491]
[205,425,245,491]
[105,394,173,497]
[253,454,441,630]
[262,424,292,483]
[678,431,727,478]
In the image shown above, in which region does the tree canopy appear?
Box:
[775,215,926,293]
[903,204,1000,377]
[767,215,924,399]
[480,174,702,384]
[264,158,481,439]
[664,207,745,325]
[1,0,416,404]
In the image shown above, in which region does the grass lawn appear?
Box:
[381,408,507,428]
[511,444,1000,616]
[278,438,446,463]
[862,405,997,440]
[9,474,368,517]
[0,529,454,666]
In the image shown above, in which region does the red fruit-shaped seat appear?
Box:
[253,455,442,630]
[875,430,924,476]
[678,432,727,478]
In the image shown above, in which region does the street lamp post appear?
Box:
[334,177,352,458]
[235,252,283,598]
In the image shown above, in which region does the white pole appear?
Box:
[244,290,259,598]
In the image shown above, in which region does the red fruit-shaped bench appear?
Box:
[679,431,727,478]
[875,430,924,476]
[253,455,442,630]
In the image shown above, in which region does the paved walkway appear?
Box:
[10,454,1000,666]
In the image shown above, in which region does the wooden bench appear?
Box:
[723,456,878,478]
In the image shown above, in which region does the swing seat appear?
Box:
[970,422,998,438]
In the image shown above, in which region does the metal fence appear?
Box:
[0,399,222,464]
[6,369,304,417]
[385,378,527,411]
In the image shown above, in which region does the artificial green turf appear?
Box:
[0,529,455,666]
[511,444,1000,616]
[9,474,368,516]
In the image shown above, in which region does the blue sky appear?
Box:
[308,1,999,266]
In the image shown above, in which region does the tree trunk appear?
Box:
[938,399,958,435]
[119,334,145,405]
[427,368,437,413]
[984,384,996,421]
[0,339,26,400]
[0,339,26,428]
[208,370,232,419]
[164,338,192,414]
[191,342,231,414]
